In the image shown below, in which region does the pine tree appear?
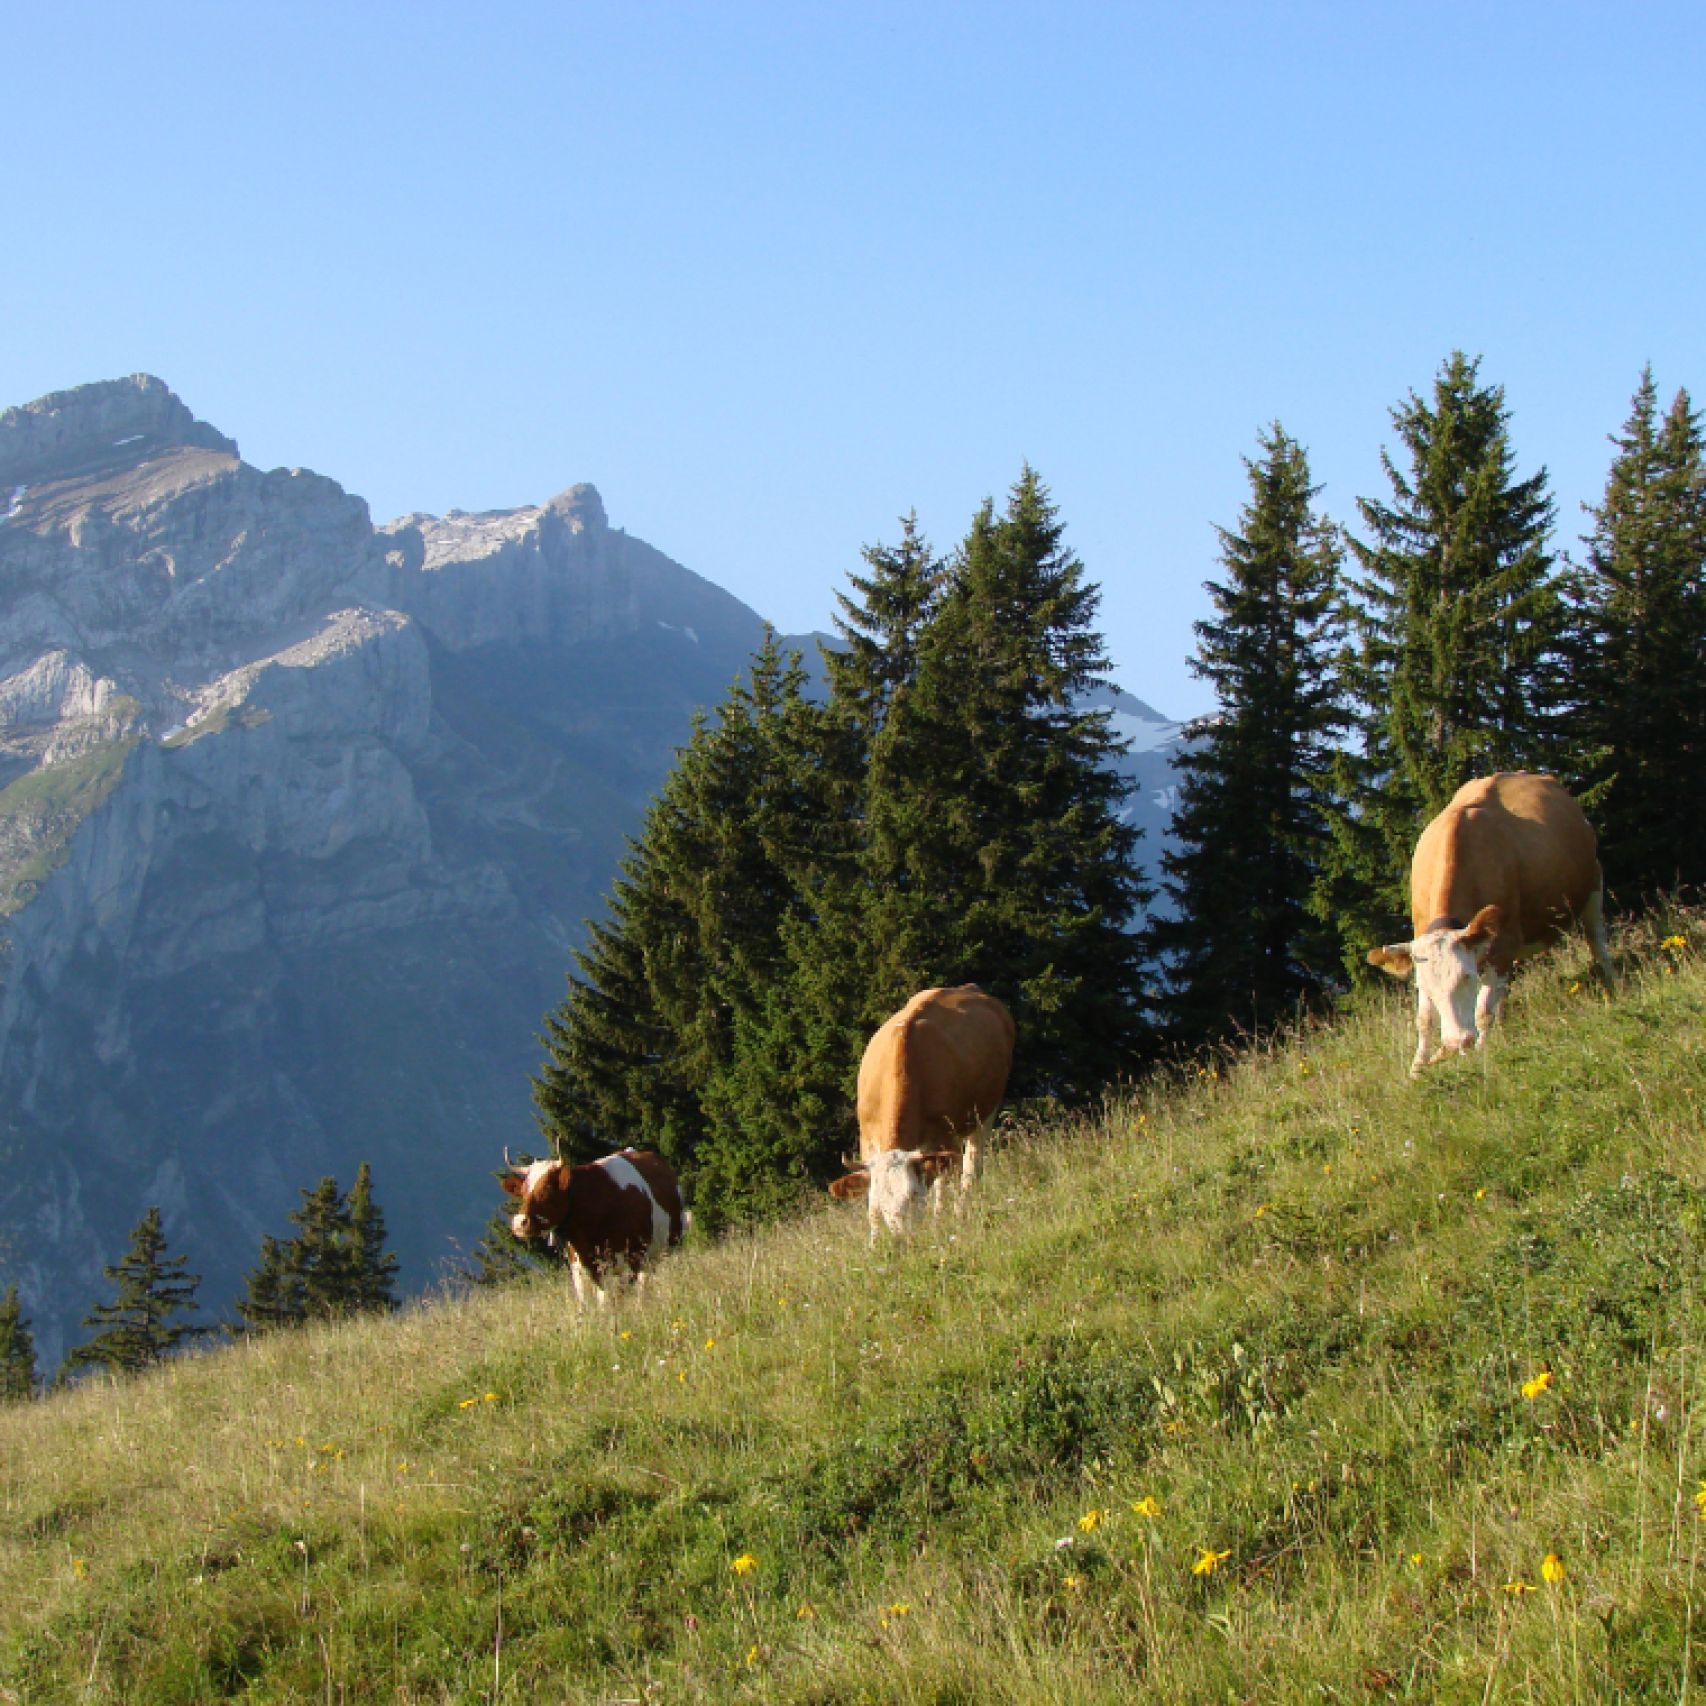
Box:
[0,1285,37,1401]
[1144,425,1349,1042]
[61,1207,212,1379]
[874,467,1149,1093]
[344,1162,400,1315]
[232,1166,399,1333]
[1323,353,1560,964]
[231,1234,303,1335]
[535,634,853,1227]
[1556,369,1706,898]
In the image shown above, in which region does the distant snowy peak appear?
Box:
[1088,684,1187,755]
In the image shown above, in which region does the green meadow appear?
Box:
[4,917,1704,1703]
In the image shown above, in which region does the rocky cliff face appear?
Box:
[0,376,1188,1369]
[0,377,777,1366]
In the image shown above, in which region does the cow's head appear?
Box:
[828,1149,958,1237]
[500,1156,571,1244]
[1367,905,1503,1067]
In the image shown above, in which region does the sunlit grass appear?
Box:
[3,912,1705,1700]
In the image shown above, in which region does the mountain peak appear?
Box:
[0,374,239,488]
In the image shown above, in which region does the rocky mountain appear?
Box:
[0,376,1188,1367]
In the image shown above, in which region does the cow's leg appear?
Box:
[1411,990,1438,1077]
[1584,886,1617,988]
[1475,970,1510,1040]
[569,1254,593,1310]
[956,1125,988,1214]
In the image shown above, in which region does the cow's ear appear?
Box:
[1367,945,1414,978]
[499,1172,527,1198]
[1459,905,1503,962]
[915,1151,959,1182]
[828,1172,870,1201]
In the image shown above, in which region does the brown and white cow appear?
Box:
[828,984,1015,1241]
[500,1148,685,1307]
[1367,772,1615,1075]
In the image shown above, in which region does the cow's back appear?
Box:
[1412,773,1602,961]
[857,985,1015,1158]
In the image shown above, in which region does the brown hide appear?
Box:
[1406,773,1604,977]
[500,1149,685,1279]
[855,985,1015,1162]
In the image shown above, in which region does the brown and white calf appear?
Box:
[500,1148,685,1306]
[828,984,1015,1241]
[1367,771,1615,1075]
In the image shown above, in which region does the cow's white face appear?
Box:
[1368,905,1503,1072]
[501,1159,568,1241]
[828,1149,958,1238]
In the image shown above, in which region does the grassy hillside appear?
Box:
[4,916,1705,1703]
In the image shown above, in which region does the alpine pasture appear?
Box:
[3,917,1704,1703]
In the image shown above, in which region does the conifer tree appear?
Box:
[874,467,1149,1092]
[232,1166,399,1332]
[1322,353,1559,963]
[0,1284,37,1401]
[1556,369,1706,897]
[1145,426,1348,1042]
[344,1162,400,1315]
[61,1207,212,1378]
[535,634,853,1226]
[231,1234,303,1335]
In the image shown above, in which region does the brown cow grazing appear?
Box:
[500,1148,685,1307]
[828,984,1015,1241]
[1367,772,1615,1075]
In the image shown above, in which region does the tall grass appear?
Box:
[3,913,1705,1702]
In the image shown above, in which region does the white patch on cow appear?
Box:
[595,1151,670,1260]
[1407,928,1486,1071]
[865,1149,934,1241]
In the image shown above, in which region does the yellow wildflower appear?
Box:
[396,1461,411,1474]
[458,1396,480,1410]
[1192,1547,1231,1577]
[704,1337,717,1351]
[730,1553,758,1576]
[1408,1552,1423,1566]
[1130,1496,1162,1519]
[484,1392,498,1403]
[619,1330,632,1341]
[796,1602,816,1620]
[887,1601,911,1616]
[1541,1552,1566,1585]
[1520,1369,1553,1400]
[1692,1480,1706,1517]
[1077,1509,1104,1533]
[71,1557,87,1580]
[745,1644,761,1667]
[1474,1187,1487,1201]
[1504,1579,1536,1595]
[1063,1572,1084,1589]
[1661,934,1687,952]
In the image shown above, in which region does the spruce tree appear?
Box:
[535,634,853,1227]
[874,467,1149,1093]
[1322,353,1559,964]
[0,1284,37,1401]
[233,1166,399,1332]
[62,1207,212,1378]
[344,1162,400,1315]
[231,1234,303,1335]
[1556,369,1706,897]
[1145,425,1348,1042]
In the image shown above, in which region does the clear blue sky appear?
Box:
[5,1,1700,719]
